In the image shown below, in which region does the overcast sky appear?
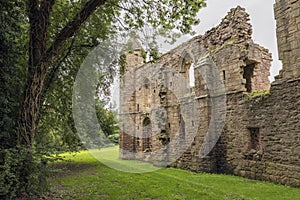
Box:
[160,0,280,82]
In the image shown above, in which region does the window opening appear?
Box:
[248,127,260,150]
[142,117,152,151]
[243,63,255,93]
[189,63,195,87]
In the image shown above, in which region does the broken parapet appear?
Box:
[200,6,253,51]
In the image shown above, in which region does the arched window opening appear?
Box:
[179,115,185,140]
[144,78,150,89]
[189,63,195,87]
[142,117,152,152]
[143,78,151,107]
[180,53,195,89]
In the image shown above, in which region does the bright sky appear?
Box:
[161,0,280,82]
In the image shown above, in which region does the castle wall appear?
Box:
[240,80,300,186]
[119,2,300,186]
[240,0,300,185]
[212,0,300,186]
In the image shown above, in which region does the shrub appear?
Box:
[108,134,119,144]
[0,147,52,199]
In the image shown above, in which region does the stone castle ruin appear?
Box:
[119,0,300,186]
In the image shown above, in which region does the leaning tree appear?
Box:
[18,0,206,148]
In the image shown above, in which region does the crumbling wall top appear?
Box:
[200,6,253,51]
[162,6,255,58]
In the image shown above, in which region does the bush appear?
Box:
[0,147,52,199]
[108,134,119,144]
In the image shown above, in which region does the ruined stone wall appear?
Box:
[239,80,300,186]
[124,50,144,70]
[235,0,300,186]
[119,3,300,187]
[169,7,272,174]
[211,0,300,186]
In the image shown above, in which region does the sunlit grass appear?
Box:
[51,146,300,199]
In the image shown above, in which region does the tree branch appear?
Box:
[43,36,76,96]
[39,0,56,51]
[42,0,107,65]
[27,0,55,70]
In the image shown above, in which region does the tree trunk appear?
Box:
[18,67,48,147]
[18,0,52,147]
[18,0,107,147]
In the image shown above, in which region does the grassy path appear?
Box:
[50,146,300,200]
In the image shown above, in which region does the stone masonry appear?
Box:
[119,1,300,187]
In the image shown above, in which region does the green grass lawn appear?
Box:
[50,146,300,200]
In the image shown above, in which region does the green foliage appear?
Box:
[141,50,147,61]
[1,0,207,198]
[0,0,27,149]
[119,54,127,76]
[120,0,206,36]
[0,147,53,199]
[95,101,119,138]
[246,90,270,102]
[247,90,270,98]
[149,47,161,62]
[18,0,207,151]
[116,0,207,64]
[108,133,119,144]
[0,1,43,198]
[37,1,119,152]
